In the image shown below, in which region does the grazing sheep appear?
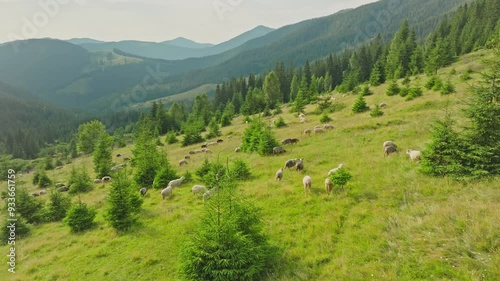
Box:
[184,155,191,160]
[203,187,219,202]
[383,141,398,149]
[192,185,208,196]
[161,186,173,199]
[325,178,333,194]
[273,146,286,155]
[93,179,102,184]
[330,97,337,102]
[406,149,422,161]
[179,159,188,166]
[303,176,312,194]
[102,176,112,182]
[55,166,63,170]
[328,163,344,176]
[323,124,334,129]
[384,145,399,157]
[58,186,69,192]
[39,190,47,196]
[201,144,207,148]
[168,176,185,188]
[235,147,241,152]
[32,192,39,197]
[116,153,122,157]
[314,125,322,130]
[227,135,233,139]
[284,159,298,169]
[303,129,312,136]
[379,102,387,108]
[139,187,147,196]
[189,150,196,155]
[55,182,65,188]
[298,113,306,118]
[290,138,300,144]
[300,117,307,123]
[296,159,304,171]
[281,138,292,145]
[123,157,131,161]
[207,142,218,146]
[195,150,202,154]
[275,168,283,181]
[202,148,207,152]
[111,164,125,172]
[217,139,224,143]
[314,128,325,134]
[205,149,212,153]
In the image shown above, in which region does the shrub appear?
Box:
[68,167,93,194]
[320,112,332,123]
[449,68,457,75]
[329,167,352,188]
[399,86,410,97]
[105,171,143,231]
[432,78,443,91]
[402,75,411,85]
[274,116,286,128]
[386,80,400,96]
[166,132,178,144]
[65,202,96,233]
[425,75,440,90]
[196,160,227,187]
[1,217,30,243]
[352,94,369,113]
[16,187,43,224]
[460,72,471,81]
[406,86,423,101]
[220,113,232,127]
[180,173,274,281]
[241,119,279,156]
[370,104,384,117]
[360,85,373,96]
[440,80,456,95]
[33,170,52,188]
[273,106,283,115]
[230,159,252,181]
[45,189,72,222]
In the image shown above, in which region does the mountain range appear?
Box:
[0,0,471,114]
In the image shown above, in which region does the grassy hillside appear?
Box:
[1,50,498,281]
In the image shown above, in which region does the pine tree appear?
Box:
[133,125,162,186]
[386,80,400,96]
[369,60,384,86]
[263,71,281,109]
[352,94,369,113]
[46,189,72,222]
[93,133,113,178]
[65,201,96,233]
[106,171,143,231]
[290,74,299,101]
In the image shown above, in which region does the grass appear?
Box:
[1,50,499,281]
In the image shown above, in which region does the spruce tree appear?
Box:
[106,171,143,231]
[352,94,369,113]
[386,80,400,96]
[93,133,113,178]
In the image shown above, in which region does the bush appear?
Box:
[105,171,143,231]
[386,80,400,96]
[180,173,274,281]
[329,167,352,188]
[460,72,471,81]
[68,167,93,194]
[196,159,227,187]
[33,170,52,188]
[273,106,283,115]
[402,75,411,85]
[352,94,369,113]
[241,119,279,156]
[45,189,72,222]
[166,132,178,144]
[274,116,286,128]
[449,68,457,75]
[399,86,410,97]
[425,76,440,90]
[360,85,373,96]
[230,159,252,181]
[440,80,456,95]
[1,217,30,243]
[320,112,332,123]
[220,113,232,127]
[406,86,423,101]
[65,202,96,233]
[370,104,384,117]
[432,78,443,91]
[16,187,43,224]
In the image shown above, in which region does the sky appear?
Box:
[1,0,378,44]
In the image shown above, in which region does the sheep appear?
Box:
[290,138,300,144]
[284,159,298,169]
[314,125,322,130]
[192,185,208,196]
[273,146,286,155]
[303,176,312,194]
[323,124,334,129]
[194,150,202,154]
[203,187,219,202]
[235,147,241,152]
[39,190,47,195]
[55,166,63,170]
[205,149,212,153]
[303,129,312,136]
[111,164,125,172]
[93,179,102,184]
[300,117,307,123]
[384,145,399,157]
[184,155,191,160]
[298,113,306,118]
[32,192,39,197]
[281,138,292,145]
[217,139,224,143]
[383,141,398,149]
[58,186,69,192]
[314,128,325,134]
[406,149,422,161]
[123,157,131,161]
[116,153,122,157]
[139,187,147,196]
[201,148,207,152]
[328,163,344,176]
[189,150,196,155]
[379,102,387,108]
[325,178,333,194]
[161,186,173,199]
[227,135,233,139]
[55,182,65,188]
[296,158,304,171]
[102,176,112,182]
[167,176,185,188]
[201,144,207,148]
[275,168,283,181]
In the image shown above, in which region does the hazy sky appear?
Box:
[1,0,378,44]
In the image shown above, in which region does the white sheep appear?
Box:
[139,187,147,196]
[406,149,422,161]
[205,149,212,153]
[39,190,47,196]
[325,178,333,194]
[234,147,241,152]
[314,128,325,134]
[300,117,307,123]
[303,129,312,136]
[323,124,334,129]
[161,186,173,199]
[314,125,322,130]
[303,176,312,194]
[102,176,112,182]
[192,185,208,196]
[275,168,283,181]
[383,141,397,149]
[298,113,306,118]
[167,176,185,188]
[179,159,188,166]
[328,163,344,176]
[379,102,387,108]
[384,145,398,157]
